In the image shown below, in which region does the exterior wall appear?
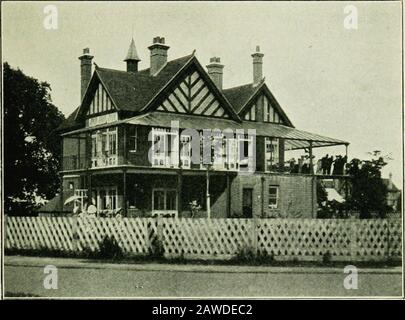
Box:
[230,174,316,218]
[125,125,151,166]
[61,170,316,219]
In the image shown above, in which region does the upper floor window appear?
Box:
[128,126,138,152]
[265,137,279,171]
[151,128,179,168]
[91,127,118,167]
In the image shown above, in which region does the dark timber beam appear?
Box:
[123,169,127,216]
[177,170,183,217]
[226,174,231,217]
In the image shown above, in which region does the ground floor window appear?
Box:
[152,188,178,216]
[268,185,279,209]
[93,187,118,211]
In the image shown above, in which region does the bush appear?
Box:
[150,237,164,259]
[233,245,274,265]
[322,251,332,264]
[94,235,124,260]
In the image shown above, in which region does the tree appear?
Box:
[3,63,65,215]
[346,151,390,219]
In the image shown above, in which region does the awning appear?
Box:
[126,112,349,150]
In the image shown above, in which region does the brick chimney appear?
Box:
[124,38,141,72]
[206,57,224,90]
[251,45,264,85]
[79,48,94,101]
[148,36,169,76]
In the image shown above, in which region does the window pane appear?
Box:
[269,198,277,206]
[153,191,165,210]
[269,187,278,196]
[166,190,177,210]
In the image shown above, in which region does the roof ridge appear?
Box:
[223,82,254,91]
[96,53,195,76]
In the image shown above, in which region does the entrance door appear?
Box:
[242,188,253,218]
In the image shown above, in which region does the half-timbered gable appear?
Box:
[74,71,119,128]
[224,82,293,127]
[87,83,115,116]
[242,92,286,125]
[154,61,237,119]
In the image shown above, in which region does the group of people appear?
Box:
[288,155,314,174]
[316,154,347,176]
[287,154,347,175]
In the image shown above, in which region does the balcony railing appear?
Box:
[62,155,87,171]
[62,153,124,171]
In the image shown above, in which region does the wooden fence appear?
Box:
[5,217,402,262]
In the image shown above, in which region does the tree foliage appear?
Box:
[346,151,390,218]
[3,63,65,215]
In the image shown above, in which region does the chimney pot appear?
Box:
[207,57,224,90]
[251,45,264,85]
[148,36,170,75]
[79,48,94,102]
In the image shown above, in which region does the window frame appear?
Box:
[268,185,279,209]
[152,188,178,217]
[129,126,138,153]
[265,137,279,172]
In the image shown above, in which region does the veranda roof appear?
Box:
[126,112,348,150]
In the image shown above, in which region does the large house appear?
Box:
[56,36,349,218]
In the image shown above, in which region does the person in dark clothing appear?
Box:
[327,155,334,175]
[342,155,347,175]
[289,158,296,173]
[321,154,328,175]
[332,156,341,175]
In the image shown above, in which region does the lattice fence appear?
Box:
[5,216,402,261]
[5,217,157,255]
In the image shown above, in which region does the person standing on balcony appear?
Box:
[321,154,328,175]
[327,155,334,175]
[316,158,323,175]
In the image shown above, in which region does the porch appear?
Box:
[65,169,234,218]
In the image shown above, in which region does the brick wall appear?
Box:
[229,174,316,218]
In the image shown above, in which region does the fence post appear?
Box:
[156,215,163,244]
[4,214,8,250]
[252,217,258,255]
[350,220,358,261]
[72,215,79,252]
[386,219,391,260]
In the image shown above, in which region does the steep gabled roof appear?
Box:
[58,54,195,132]
[94,54,194,113]
[382,179,401,192]
[223,81,294,128]
[222,83,258,114]
[61,53,242,132]
[57,106,81,132]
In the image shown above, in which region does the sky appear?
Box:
[2,1,403,186]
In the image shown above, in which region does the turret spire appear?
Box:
[124,38,141,72]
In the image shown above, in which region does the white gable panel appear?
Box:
[155,68,232,119]
[87,83,114,116]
